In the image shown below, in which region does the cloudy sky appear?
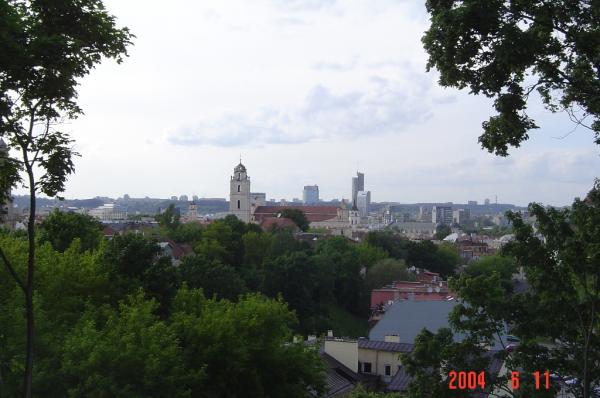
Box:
[19,0,600,206]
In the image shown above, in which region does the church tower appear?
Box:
[229,161,251,223]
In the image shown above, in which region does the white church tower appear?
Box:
[229,161,251,223]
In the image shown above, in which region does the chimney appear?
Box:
[327,330,334,338]
[384,334,400,343]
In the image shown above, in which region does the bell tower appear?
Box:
[229,161,251,222]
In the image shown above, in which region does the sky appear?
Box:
[15,0,600,206]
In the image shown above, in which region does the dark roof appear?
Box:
[357,339,413,353]
[320,353,358,397]
[369,300,458,343]
[369,300,506,350]
[387,366,411,392]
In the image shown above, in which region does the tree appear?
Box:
[0,2,132,395]
[314,237,366,315]
[169,287,326,398]
[365,258,413,291]
[423,0,600,156]
[263,252,324,332]
[62,292,192,397]
[434,224,452,240]
[365,230,410,259]
[39,210,102,252]
[501,183,600,398]
[464,254,517,282]
[406,241,458,278]
[278,208,310,232]
[406,182,600,398]
[178,255,247,301]
[155,204,181,230]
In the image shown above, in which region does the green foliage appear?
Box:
[349,385,402,397]
[103,233,159,279]
[39,209,103,252]
[401,328,493,398]
[155,204,180,230]
[178,255,247,301]
[263,252,326,333]
[169,287,326,398]
[465,254,517,282]
[406,182,600,398]
[422,0,600,155]
[365,230,409,259]
[278,208,310,232]
[315,237,366,316]
[355,242,389,269]
[62,293,191,398]
[434,224,452,240]
[325,303,369,339]
[365,258,413,291]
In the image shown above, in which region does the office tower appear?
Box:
[351,171,364,206]
[303,185,319,204]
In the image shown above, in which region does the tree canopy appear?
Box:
[423,0,600,155]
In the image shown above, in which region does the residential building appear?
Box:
[229,161,251,222]
[303,185,319,204]
[432,205,453,225]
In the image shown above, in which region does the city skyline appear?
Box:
[10,0,600,206]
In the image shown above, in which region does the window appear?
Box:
[363,362,372,373]
[237,200,240,209]
[385,365,391,376]
[237,185,240,192]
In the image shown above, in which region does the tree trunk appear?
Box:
[23,168,35,398]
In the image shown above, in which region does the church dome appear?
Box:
[234,162,246,173]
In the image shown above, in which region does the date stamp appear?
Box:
[448,370,552,391]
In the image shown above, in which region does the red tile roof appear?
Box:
[259,217,299,231]
[253,205,338,223]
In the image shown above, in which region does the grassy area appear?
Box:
[327,304,369,339]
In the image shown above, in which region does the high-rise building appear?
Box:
[303,185,319,204]
[351,171,364,207]
[432,205,453,225]
[356,191,371,217]
[467,200,477,206]
[229,161,251,222]
[484,198,491,205]
[179,195,188,202]
[452,209,470,225]
[192,195,199,202]
[170,196,178,201]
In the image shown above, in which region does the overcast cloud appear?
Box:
[14,0,600,206]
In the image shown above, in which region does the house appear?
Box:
[158,239,194,265]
